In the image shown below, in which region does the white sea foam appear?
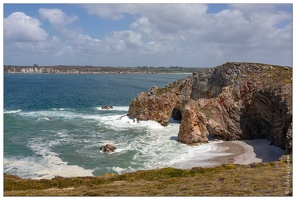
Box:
[95,106,129,111]
[56,130,69,138]
[18,110,98,122]
[124,121,232,171]
[20,110,75,118]
[99,115,164,131]
[110,166,135,174]
[95,116,232,173]
[5,109,233,179]
[4,109,21,114]
[52,108,75,111]
[4,137,93,180]
[4,156,93,180]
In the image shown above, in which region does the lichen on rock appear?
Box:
[128,62,292,153]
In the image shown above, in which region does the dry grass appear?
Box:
[4,160,292,196]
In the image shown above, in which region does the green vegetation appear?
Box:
[245,64,292,85]
[283,78,292,83]
[4,160,292,196]
[156,87,172,95]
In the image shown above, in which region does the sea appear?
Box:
[4,73,231,180]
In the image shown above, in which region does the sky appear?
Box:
[2,2,293,68]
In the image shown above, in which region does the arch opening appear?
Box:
[171,108,182,121]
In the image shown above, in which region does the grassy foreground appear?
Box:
[4,159,292,196]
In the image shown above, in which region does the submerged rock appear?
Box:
[128,62,292,153]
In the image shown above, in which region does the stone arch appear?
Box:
[171,108,182,121]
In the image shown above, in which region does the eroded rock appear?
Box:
[128,62,292,153]
[100,144,116,153]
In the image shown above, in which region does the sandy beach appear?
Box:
[208,139,286,166]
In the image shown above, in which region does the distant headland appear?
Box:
[3,65,206,74]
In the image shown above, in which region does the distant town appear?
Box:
[4,65,207,74]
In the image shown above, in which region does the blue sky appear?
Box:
[2,2,293,67]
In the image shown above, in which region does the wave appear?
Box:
[52,108,75,111]
[4,135,93,180]
[4,109,21,114]
[5,107,233,179]
[4,156,93,180]
[16,108,120,121]
[8,107,128,121]
[109,166,135,175]
[95,106,129,111]
[95,116,232,174]
[18,110,76,121]
[98,115,164,131]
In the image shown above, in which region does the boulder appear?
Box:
[100,144,116,153]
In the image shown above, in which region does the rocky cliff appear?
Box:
[128,62,292,153]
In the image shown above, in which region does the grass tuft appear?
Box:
[4,159,293,196]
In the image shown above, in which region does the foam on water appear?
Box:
[17,109,102,123]
[52,108,75,111]
[19,110,77,119]
[95,106,129,111]
[9,107,127,123]
[4,135,94,180]
[93,116,233,174]
[4,156,94,180]
[99,115,164,131]
[4,109,22,114]
[4,108,232,179]
[90,116,232,175]
[128,122,230,170]
[4,73,204,179]
[110,166,135,174]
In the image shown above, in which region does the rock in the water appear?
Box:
[101,105,113,109]
[128,62,292,153]
[100,144,116,153]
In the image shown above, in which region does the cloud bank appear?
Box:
[4,4,292,67]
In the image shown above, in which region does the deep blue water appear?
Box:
[6,73,218,179]
[3,73,285,180]
[4,73,187,111]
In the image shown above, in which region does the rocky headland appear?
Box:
[128,62,292,153]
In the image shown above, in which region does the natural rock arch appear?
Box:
[171,108,182,121]
[128,62,292,153]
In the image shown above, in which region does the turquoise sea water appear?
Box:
[4,73,231,179]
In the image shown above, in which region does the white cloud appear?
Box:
[38,8,79,39]
[82,4,138,20]
[103,30,143,51]
[4,12,48,42]
[37,8,102,57]
[38,8,78,27]
[4,4,292,67]
[4,8,99,65]
[84,4,208,32]
[130,17,152,35]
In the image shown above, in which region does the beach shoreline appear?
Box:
[206,139,286,166]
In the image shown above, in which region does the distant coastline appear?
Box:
[4,65,206,74]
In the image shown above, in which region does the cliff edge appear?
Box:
[128,62,292,153]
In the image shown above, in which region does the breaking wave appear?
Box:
[4,109,22,114]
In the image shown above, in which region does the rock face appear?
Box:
[128,62,292,153]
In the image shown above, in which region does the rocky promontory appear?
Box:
[128,62,292,153]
